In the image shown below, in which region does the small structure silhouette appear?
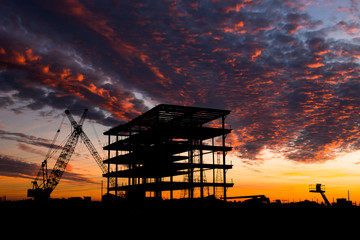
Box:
[309,184,331,206]
[225,195,270,207]
[103,104,233,201]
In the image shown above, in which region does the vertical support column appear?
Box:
[137,125,141,196]
[115,134,118,196]
[155,177,162,199]
[200,139,204,198]
[128,131,131,189]
[107,134,110,195]
[212,137,215,196]
[189,114,194,199]
[129,129,134,187]
[170,175,173,200]
[222,116,227,202]
[188,140,194,199]
[155,178,158,198]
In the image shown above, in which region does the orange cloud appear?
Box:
[289,25,304,34]
[306,62,325,68]
[25,48,41,62]
[224,3,244,13]
[234,21,245,29]
[0,47,6,55]
[14,52,26,65]
[315,50,330,55]
[251,49,262,62]
[4,48,42,66]
[77,74,84,82]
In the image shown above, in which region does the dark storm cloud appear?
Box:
[2,0,360,163]
[0,154,98,183]
[0,129,60,149]
[0,155,38,179]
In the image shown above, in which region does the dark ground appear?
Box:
[2,197,360,222]
[1,197,358,237]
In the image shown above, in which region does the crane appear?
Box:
[27,109,112,200]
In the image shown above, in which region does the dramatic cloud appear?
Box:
[17,143,47,157]
[2,0,360,164]
[0,154,38,179]
[0,129,59,149]
[0,154,98,184]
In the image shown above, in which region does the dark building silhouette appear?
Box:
[103,104,233,201]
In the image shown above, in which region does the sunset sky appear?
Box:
[2,0,360,203]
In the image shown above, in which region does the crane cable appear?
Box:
[90,121,106,160]
[45,114,66,160]
[34,114,66,182]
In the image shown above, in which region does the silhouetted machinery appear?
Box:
[225,195,270,206]
[27,109,110,200]
[309,184,331,206]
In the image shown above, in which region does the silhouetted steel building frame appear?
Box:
[103,104,233,201]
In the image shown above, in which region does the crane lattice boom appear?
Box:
[28,109,111,200]
[47,130,80,190]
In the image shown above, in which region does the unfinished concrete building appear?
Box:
[103,104,233,201]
